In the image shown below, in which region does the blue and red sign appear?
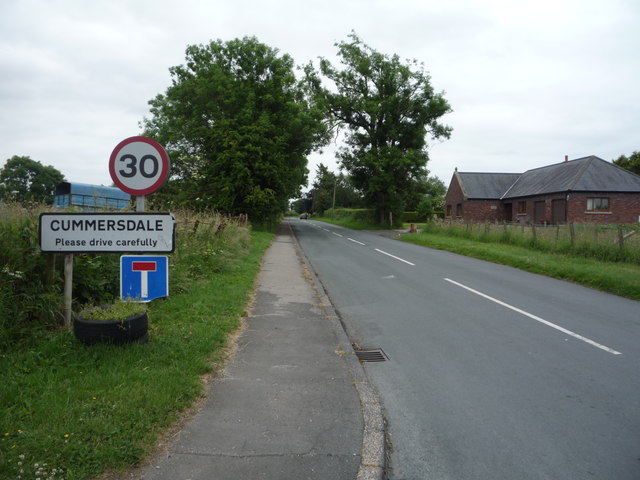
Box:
[120,255,168,302]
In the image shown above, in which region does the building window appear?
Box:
[587,197,609,212]
[456,204,462,217]
[517,201,527,214]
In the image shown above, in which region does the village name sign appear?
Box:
[39,212,175,253]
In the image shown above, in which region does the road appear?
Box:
[289,218,640,480]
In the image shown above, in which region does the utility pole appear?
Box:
[331,177,337,218]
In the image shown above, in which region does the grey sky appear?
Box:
[1,0,638,190]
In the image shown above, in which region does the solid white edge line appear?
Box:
[444,278,622,355]
[348,238,366,245]
[375,248,415,266]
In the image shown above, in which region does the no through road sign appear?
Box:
[121,256,168,302]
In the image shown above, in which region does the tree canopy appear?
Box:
[309,163,363,215]
[613,151,640,176]
[0,155,65,204]
[142,37,328,223]
[304,33,452,225]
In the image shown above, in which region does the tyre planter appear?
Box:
[74,309,149,345]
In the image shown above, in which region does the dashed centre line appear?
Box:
[444,278,622,355]
[375,248,415,266]
[317,223,414,266]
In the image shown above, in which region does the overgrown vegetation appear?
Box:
[1,203,274,479]
[0,203,252,349]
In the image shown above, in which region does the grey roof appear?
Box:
[456,156,640,200]
[456,172,521,199]
[503,156,640,199]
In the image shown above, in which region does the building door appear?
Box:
[534,201,546,223]
[552,199,566,224]
[504,203,512,222]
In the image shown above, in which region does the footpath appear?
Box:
[137,221,384,480]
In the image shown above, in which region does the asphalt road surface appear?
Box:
[289,218,640,480]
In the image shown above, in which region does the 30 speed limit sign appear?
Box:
[109,136,170,196]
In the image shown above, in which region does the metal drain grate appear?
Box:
[355,348,389,363]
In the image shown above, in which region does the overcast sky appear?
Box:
[1,0,638,191]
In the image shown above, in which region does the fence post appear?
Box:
[618,225,624,250]
[531,224,537,241]
[569,222,575,246]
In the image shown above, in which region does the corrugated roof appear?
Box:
[456,172,521,199]
[502,156,640,198]
[55,182,130,200]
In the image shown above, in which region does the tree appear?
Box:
[311,163,336,215]
[142,37,328,223]
[308,163,364,215]
[304,33,452,225]
[613,151,640,175]
[0,156,65,204]
[415,176,446,221]
[403,173,446,212]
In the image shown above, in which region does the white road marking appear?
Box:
[444,278,622,355]
[348,238,366,245]
[375,248,415,266]
[332,232,343,237]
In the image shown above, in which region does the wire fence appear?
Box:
[425,220,640,263]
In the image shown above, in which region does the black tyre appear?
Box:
[74,311,148,345]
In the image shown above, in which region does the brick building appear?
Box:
[444,156,640,224]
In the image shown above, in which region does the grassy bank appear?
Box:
[401,231,640,301]
[0,230,274,480]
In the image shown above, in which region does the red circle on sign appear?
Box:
[109,136,170,195]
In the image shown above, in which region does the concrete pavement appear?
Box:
[137,221,385,480]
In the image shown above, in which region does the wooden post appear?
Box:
[63,254,73,328]
[618,225,624,250]
[569,222,575,246]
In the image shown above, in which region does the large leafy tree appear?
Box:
[0,155,65,204]
[613,151,640,175]
[143,37,327,222]
[305,33,452,225]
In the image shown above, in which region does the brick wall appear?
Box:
[461,201,508,222]
[567,193,640,224]
[444,174,465,219]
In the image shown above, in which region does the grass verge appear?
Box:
[401,231,640,301]
[0,230,274,480]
